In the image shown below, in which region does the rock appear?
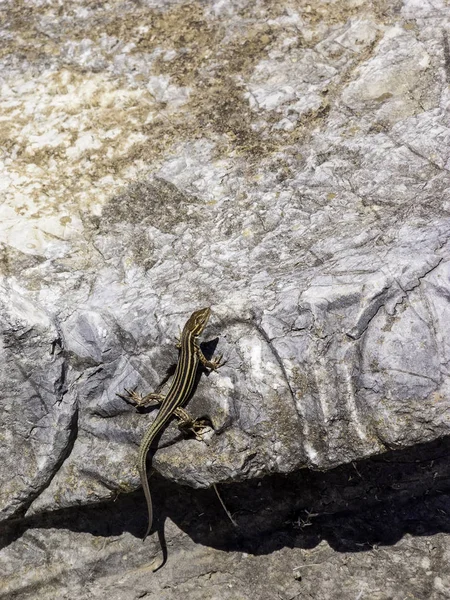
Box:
[1,0,450,597]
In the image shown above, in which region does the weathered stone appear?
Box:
[1,0,450,597]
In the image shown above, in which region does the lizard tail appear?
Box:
[138,448,153,541]
[140,466,153,541]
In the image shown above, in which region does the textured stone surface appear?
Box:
[1,0,450,597]
[2,438,450,599]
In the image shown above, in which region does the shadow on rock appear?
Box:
[2,435,450,556]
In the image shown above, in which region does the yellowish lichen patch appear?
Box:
[0,0,415,257]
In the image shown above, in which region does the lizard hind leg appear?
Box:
[174,407,210,441]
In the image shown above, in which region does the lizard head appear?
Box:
[186,307,211,336]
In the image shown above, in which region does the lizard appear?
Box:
[119,307,223,541]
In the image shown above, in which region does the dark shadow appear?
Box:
[2,435,450,556]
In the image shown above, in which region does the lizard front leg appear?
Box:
[194,342,224,370]
[118,389,165,408]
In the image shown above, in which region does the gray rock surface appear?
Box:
[1,0,450,597]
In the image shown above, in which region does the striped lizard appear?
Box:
[119,307,223,540]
